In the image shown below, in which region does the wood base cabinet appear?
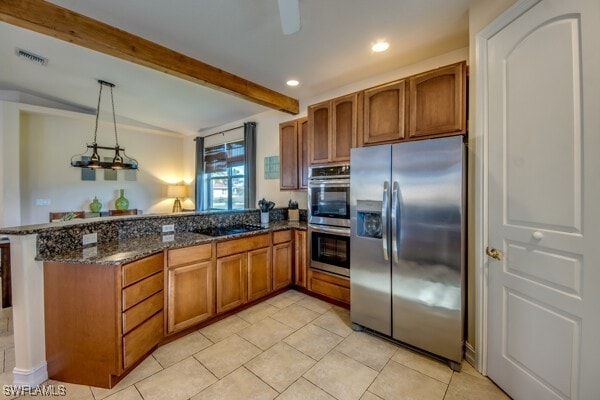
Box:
[44,253,164,388]
[166,244,214,334]
[216,253,247,313]
[247,247,272,301]
[272,230,292,291]
[293,230,307,288]
[308,269,350,304]
[216,234,272,314]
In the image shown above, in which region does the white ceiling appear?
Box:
[0,0,471,136]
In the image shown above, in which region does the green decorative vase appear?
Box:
[115,189,129,211]
[89,197,102,213]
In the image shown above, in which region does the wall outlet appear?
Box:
[35,198,51,206]
[162,234,174,243]
[82,232,97,246]
[162,224,175,233]
[82,246,97,259]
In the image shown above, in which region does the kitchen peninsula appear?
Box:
[0,209,308,388]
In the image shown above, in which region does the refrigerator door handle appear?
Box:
[382,181,389,261]
[391,181,400,263]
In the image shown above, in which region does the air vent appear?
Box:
[15,48,48,66]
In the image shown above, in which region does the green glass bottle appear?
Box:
[115,189,129,211]
[89,197,102,213]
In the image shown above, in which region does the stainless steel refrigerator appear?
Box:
[350,135,465,369]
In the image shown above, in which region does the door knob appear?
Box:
[532,231,544,240]
[486,247,503,261]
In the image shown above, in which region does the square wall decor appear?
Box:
[80,156,96,181]
[124,169,137,181]
[103,157,117,181]
[264,156,279,180]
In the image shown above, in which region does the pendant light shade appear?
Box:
[71,80,138,170]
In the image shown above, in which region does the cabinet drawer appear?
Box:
[168,244,212,267]
[123,310,163,369]
[217,234,270,257]
[273,230,291,244]
[122,272,163,311]
[122,253,164,287]
[310,271,350,304]
[122,291,163,335]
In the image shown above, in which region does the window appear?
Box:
[204,140,246,210]
[195,122,256,211]
[206,166,245,210]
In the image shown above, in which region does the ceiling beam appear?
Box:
[0,0,299,114]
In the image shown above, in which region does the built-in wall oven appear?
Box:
[308,164,351,277]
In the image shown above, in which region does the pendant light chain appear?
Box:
[109,84,120,147]
[93,82,103,145]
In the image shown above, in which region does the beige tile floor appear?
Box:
[1,290,511,400]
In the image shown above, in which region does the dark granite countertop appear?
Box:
[39,220,307,265]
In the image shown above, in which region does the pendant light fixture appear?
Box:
[70,80,138,170]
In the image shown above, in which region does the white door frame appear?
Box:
[473,0,542,376]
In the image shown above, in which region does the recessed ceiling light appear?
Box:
[286,79,299,87]
[372,41,390,53]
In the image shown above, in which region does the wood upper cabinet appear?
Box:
[408,62,467,138]
[298,118,309,189]
[279,117,308,190]
[308,93,359,165]
[166,244,214,334]
[272,230,293,291]
[308,100,330,164]
[331,93,358,161]
[293,229,307,288]
[279,120,299,190]
[362,80,407,146]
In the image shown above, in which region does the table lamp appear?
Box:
[167,184,186,213]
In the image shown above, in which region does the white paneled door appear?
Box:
[485,0,600,399]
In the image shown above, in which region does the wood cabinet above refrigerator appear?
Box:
[408,62,467,139]
[308,92,360,165]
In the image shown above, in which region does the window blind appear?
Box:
[204,140,245,173]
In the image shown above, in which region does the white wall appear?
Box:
[0,102,22,228]
[3,103,186,226]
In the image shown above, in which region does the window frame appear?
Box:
[206,166,245,211]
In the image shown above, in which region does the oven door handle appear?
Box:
[308,225,350,237]
[382,181,389,261]
[308,179,350,187]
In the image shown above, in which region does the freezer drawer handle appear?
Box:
[382,181,389,261]
[391,181,400,263]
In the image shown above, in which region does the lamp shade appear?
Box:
[167,185,186,198]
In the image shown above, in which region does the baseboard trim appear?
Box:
[12,362,48,387]
[464,342,479,372]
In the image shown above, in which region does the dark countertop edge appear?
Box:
[0,208,294,235]
[38,221,307,265]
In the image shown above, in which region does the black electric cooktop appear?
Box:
[194,224,266,237]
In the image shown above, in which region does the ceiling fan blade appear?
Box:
[278,0,301,35]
